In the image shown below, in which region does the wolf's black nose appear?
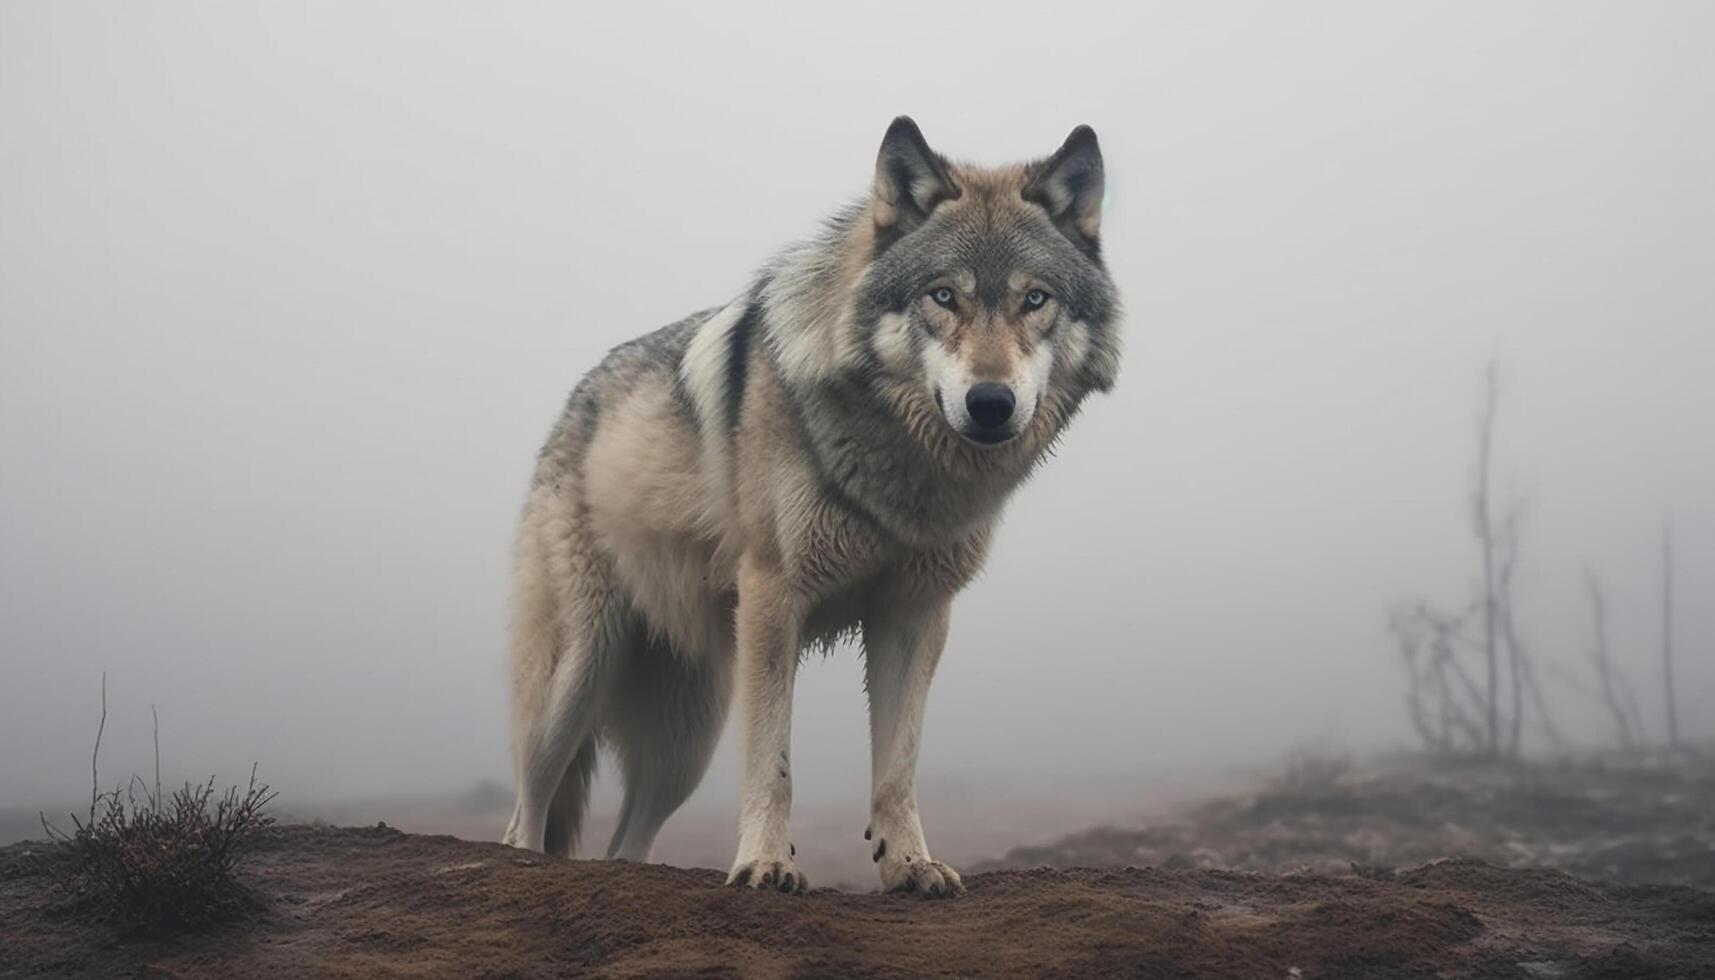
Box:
[965,383,1016,429]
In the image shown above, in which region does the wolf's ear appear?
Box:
[872,116,959,240]
[1024,125,1105,252]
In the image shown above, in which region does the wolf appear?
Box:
[502,117,1121,897]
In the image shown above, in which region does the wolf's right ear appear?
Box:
[872,116,959,240]
[1024,125,1105,255]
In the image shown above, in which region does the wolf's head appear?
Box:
[852,116,1122,451]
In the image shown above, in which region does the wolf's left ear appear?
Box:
[873,116,960,239]
[1024,125,1105,252]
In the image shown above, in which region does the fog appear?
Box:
[3,0,1711,848]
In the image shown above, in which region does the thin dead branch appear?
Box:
[1663,524,1680,750]
[1584,571,1642,750]
[1392,359,1557,759]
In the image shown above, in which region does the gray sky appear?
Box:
[3,2,1712,817]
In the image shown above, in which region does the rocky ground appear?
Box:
[3,822,1713,979]
[975,752,1715,890]
[6,753,1715,978]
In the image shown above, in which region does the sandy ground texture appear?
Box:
[4,823,1713,980]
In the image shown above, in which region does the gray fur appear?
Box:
[503,118,1122,899]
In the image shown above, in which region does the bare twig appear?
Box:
[1498,508,1526,756]
[91,672,107,824]
[1542,660,1603,701]
[152,704,162,814]
[1620,672,1647,747]
[1473,360,1500,755]
[1663,523,1679,750]
[1390,359,1567,760]
[1517,643,1567,751]
[1585,571,1640,750]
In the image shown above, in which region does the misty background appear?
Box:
[3,2,1711,869]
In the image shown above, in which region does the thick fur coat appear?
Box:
[504,117,1121,897]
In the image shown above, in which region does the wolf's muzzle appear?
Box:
[963,383,1017,444]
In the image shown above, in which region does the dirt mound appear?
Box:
[4,824,1712,979]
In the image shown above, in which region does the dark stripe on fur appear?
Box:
[725,303,759,431]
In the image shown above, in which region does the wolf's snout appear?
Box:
[965,383,1016,430]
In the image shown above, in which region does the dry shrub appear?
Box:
[39,676,277,933]
[41,768,277,931]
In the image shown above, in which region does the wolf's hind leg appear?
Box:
[504,614,619,853]
[541,738,599,857]
[605,634,730,862]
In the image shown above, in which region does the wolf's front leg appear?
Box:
[726,556,808,894]
[863,598,964,898]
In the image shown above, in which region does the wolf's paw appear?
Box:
[726,855,808,895]
[880,855,964,899]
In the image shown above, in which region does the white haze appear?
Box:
[3,1,1711,839]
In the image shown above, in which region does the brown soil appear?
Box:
[4,824,1712,979]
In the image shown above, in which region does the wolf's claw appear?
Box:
[883,858,964,899]
[727,858,808,894]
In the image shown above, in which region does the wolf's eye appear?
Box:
[1024,289,1049,310]
[929,287,957,310]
